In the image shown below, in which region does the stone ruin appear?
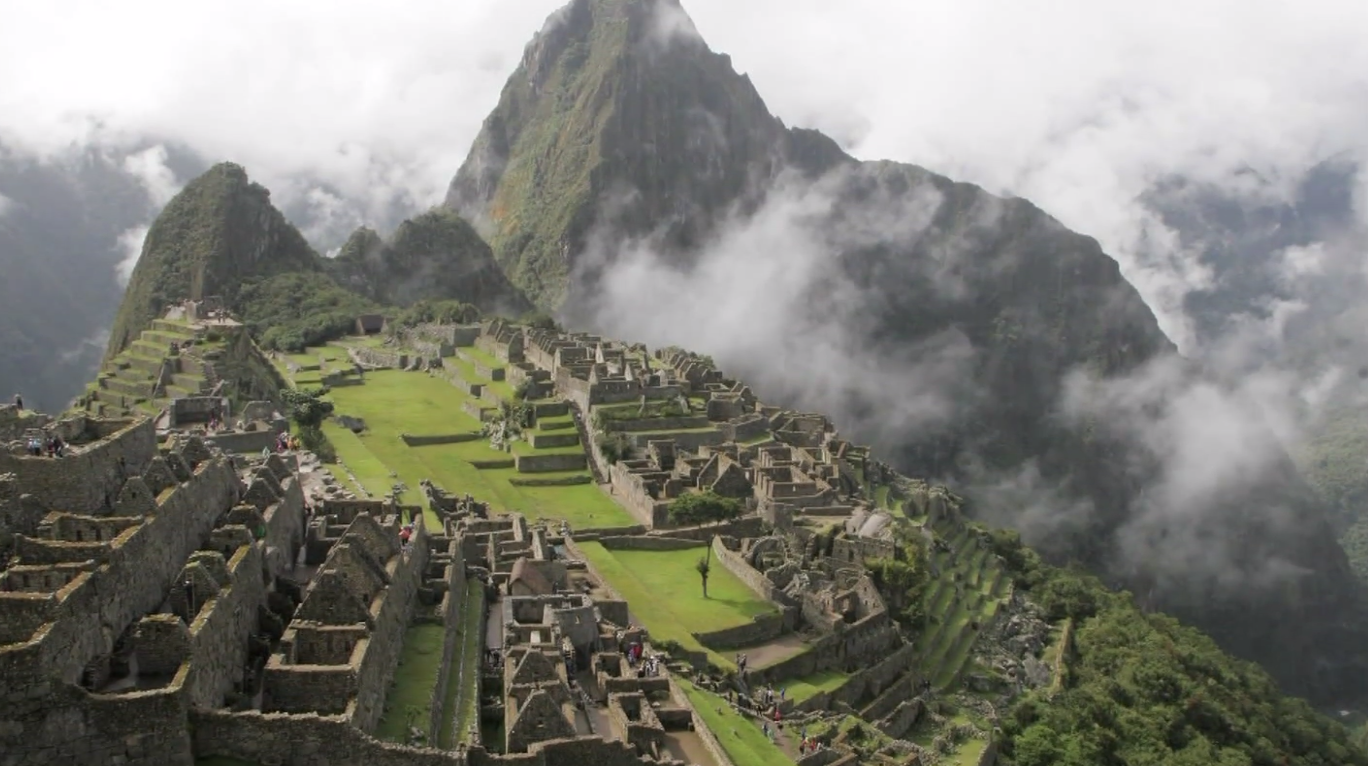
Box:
[0,406,753,766]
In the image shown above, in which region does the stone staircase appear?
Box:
[80,320,213,418]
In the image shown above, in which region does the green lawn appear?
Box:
[319,369,634,530]
[677,679,791,766]
[375,624,446,743]
[577,542,777,668]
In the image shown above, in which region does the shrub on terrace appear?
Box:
[668,491,743,527]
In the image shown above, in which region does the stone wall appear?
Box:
[599,416,711,433]
[0,417,157,514]
[206,428,280,454]
[693,611,788,650]
[514,453,587,473]
[721,415,770,443]
[625,430,724,453]
[605,463,671,528]
[169,396,225,426]
[352,347,408,369]
[352,518,430,733]
[0,403,51,441]
[528,431,580,449]
[667,679,737,766]
[192,707,463,766]
[0,452,241,766]
[430,538,470,743]
[184,542,268,708]
[401,432,483,447]
[710,537,797,611]
[597,536,704,552]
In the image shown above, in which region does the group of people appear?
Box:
[24,432,67,457]
[275,432,300,452]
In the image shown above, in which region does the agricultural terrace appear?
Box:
[273,343,635,531]
[576,542,777,669]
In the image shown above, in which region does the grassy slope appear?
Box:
[577,541,775,668]
[678,679,791,766]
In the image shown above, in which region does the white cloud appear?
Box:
[121,144,179,208]
[114,224,149,286]
[0,0,1361,312]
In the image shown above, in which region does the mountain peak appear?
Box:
[106,162,320,357]
[445,0,843,309]
[327,208,533,316]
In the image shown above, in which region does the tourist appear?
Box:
[13,393,22,411]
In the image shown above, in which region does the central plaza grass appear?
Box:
[577,542,776,668]
[316,368,633,530]
[677,679,791,766]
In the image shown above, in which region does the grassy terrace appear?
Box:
[783,669,850,703]
[577,542,777,669]
[678,679,791,766]
[273,343,634,530]
[375,623,445,743]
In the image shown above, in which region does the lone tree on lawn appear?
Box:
[668,491,743,527]
[695,550,712,599]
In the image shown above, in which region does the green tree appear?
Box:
[280,387,334,428]
[695,552,712,598]
[668,491,743,527]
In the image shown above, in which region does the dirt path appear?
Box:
[735,633,812,669]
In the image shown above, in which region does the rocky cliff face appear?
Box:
[106,163,322,357]
[329,208,533,316]
[445,0,843,308]
[447,0,1368,703]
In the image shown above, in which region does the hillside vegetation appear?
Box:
[107,163,322,358]
[990,530,1366,766]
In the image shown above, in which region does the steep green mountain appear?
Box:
[447,0,1368,704]
[107,165,533,361]
[328,208,533,316]
[107,162,323,357]
[445,0,844,307]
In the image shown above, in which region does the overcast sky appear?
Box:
[3,0,1368,345]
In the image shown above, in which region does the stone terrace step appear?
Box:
[150,319,199,337]
[99,376,152,399]
[171,373,208,392]
[131,339,171,359]
[119,353,165,378]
